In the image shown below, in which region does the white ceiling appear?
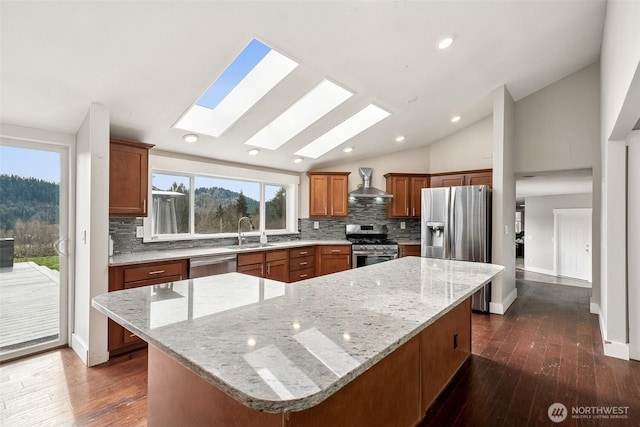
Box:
[515,168,593,204]
[0,1,605,174]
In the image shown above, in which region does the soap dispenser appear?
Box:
[260,232,268,244]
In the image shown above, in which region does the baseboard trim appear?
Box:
[597,307,630,360]
[521,265,555,276]
[489,287,518,315]
[590,300,599,315]
[71,333,89,366]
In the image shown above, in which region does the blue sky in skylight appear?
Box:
[196,39,271,110]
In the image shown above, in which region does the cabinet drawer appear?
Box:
[289,268,315,282]
[237,252,264,267]
[124,274,184,289]
[320,245,351,255]
[266,250,288,262]
[289,255,314,271]
[124,262,185,283]
[289,247,315,258]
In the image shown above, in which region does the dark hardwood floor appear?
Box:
[1,271,638,426]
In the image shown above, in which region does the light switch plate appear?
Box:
[136,226,144,238]
[400,222,406,229]
[313,221,319,229]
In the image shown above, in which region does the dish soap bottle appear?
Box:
[260,232,268,244]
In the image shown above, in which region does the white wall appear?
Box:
[628,130,640,361]
[599,0,640,360]
[514,62,600,173]
[428,116,493,173]
[523,194,592,275]
[299,144,429,218]
[72,103,110,366]
[490,85,517,315]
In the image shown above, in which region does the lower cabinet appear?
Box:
[289,246,316,282]
[237,250,289,282]
[108,259,188,356]
[420,297,471,412]
[398,243,421,258]
[317,245,351,275]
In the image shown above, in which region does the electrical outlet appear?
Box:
[400,222,406,230]
[313,221,319,230]
[136,226,144,238]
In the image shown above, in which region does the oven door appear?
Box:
[353,252,397,268]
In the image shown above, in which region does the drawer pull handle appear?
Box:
[300,262,307,266]
[299,251,308,255]
[331,249,340,253]
[129,333,137,338]
[300,274,308,278]
[148,270,165,275]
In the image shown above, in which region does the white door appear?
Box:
[554,208,592,282]
[0,138,70,362]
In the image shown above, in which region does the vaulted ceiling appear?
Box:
[0,1,605,173]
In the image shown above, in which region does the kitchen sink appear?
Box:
[223,243,274,250]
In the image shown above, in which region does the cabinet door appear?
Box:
[237,263,264,277]
[399,244,421,257]
[266,259,288,282]
[329,175,349,217]
[386,176,410,218]
[319,254,351,275]
[109,139,152,217]
[309,174,329,217]
[431,174,465,188]
[410,176,429,217]
[466,171,492,187]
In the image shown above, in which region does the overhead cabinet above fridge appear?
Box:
[421,185,492,312]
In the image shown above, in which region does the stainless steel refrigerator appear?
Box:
[421,185,491,312]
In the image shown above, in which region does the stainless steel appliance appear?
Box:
[189,254,237,279]
[346,224,398,268]
[421,185,492,312]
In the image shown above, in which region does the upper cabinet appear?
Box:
[384,173,430,218]
[307,172,350,218]
[430,169,492,188]
[109,138,154,217]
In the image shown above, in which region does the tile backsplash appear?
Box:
[109,198,420,255]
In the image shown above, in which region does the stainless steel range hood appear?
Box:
[349,167,392,199]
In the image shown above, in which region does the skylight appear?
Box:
[245,79,353,150]
[295,105,390,159]
[173,39,298,138]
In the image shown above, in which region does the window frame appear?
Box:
[143,154,299,242]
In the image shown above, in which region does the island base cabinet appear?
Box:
[146,298,471,427]
[420,297,472,412]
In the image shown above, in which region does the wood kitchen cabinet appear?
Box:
[384,173,430,218]
[429,169,492,188]
[398,243,421,258]
[289,246,316,282]
[307,172,350,218]
[108,259,188,356]
[237,250,289,282]
[109,138,154,217]
[317,245,351,276]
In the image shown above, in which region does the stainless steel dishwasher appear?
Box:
[189,254,237,278]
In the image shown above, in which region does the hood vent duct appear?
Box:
[349,167,393,199]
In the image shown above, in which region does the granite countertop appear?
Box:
[109,240,352,267]
[93,257,503,413]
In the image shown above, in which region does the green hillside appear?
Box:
[0,174,59,230]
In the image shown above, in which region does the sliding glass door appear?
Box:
[0,138,70,361]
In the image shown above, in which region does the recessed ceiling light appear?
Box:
[183,133,199,143]
[451,115,461,123]
[174,39,299,137]
[395,135,405,142]
[343,147,353,153]
[248,148,260,156]
[295,104,390,159]
[245,79,353,150]
[438,36,454,50]
[293,157,303,163]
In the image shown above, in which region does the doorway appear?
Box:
[0,139,70,362]
[554,208,592,282]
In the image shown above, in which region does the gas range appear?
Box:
[346,224,398,267]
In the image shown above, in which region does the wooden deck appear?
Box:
[0,262,60,353]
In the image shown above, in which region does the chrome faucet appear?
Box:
[237,216,253,246]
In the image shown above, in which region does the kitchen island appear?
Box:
[92,257,503,426]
